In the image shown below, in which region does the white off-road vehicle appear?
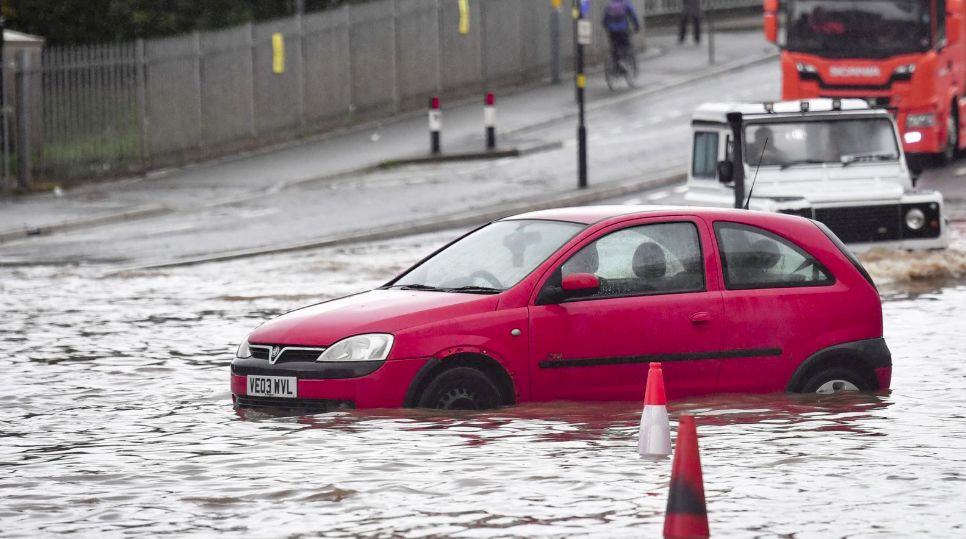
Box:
[685,98,949,250]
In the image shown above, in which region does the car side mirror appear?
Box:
[717,160,734,183]
[561,273,600,296]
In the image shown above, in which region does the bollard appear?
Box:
[429,96,441,155]
[485,92,496,150]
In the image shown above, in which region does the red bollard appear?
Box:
[663,415,709,538]
[429,96,441,154]
[484,92,496,150]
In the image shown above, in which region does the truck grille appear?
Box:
[814,205,900,243]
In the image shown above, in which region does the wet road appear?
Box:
[3,229,966,537]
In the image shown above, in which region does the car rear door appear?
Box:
[527,216,725,402]
[711,220,840,393]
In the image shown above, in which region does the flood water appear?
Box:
[2,228,966,538]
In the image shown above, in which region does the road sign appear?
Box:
[577,19,592,46]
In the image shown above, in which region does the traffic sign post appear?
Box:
[573,1,588,189]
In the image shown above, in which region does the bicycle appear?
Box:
[604,41,638,91]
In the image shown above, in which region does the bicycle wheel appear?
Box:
[604,57,618,91]
[622,52,638,88]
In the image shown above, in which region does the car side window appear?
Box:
[714,222,834,289]
[552,222,705,300]
[692,131,719,179]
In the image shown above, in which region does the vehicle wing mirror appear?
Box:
[716,160,734,183]
[561,273,600,296]
[949,15,962,47]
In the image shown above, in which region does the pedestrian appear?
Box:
[679,0,701,44]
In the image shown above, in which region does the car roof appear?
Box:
[502,205,802,226]
[692,98,890,124]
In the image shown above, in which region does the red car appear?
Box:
[231,206,891,411]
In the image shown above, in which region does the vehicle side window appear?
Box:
[937,0,947,46]
[692,131,719,179]
[714,222,834,289]
[553,222,705,300]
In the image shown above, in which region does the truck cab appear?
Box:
[685,98,949,250]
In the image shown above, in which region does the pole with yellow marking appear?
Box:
[573,0,588,189]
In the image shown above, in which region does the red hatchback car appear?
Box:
[231,206,891,411]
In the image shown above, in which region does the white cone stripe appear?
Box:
[484,106,496,127]
[638,404,672,456]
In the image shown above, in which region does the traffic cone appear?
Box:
[639,362,672,457]
[663,415,709,539]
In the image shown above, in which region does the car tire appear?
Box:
[417,367,503,410]
[800,367,874,394]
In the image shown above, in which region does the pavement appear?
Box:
[0,29,779,267]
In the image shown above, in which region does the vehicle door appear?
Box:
[528,217,725,402]
[712,221,838,393]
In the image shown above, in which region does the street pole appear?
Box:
[0,0,7,190]
[573,0,587,189]
[707,8,715,65]
[550,0,561,84]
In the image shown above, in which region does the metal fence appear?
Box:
[15,0,761,185]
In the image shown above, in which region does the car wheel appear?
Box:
[418,367,502,410]
[800,367,874,394]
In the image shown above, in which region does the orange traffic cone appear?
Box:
[663,415,709,538]
[639,362,672,457]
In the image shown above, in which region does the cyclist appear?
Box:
[602,0,641,74]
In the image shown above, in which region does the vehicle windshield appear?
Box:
[391,220,584,292]
[785,0,931,58]
[743,118,900,167]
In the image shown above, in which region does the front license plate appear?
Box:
[247,375,297,398]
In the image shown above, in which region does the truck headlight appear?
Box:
[796,62,818,74]
[906,113,936,128]
[317,334,394,362]
[236,340,252,359]
[893,63,916,76]
[905,208,926,230]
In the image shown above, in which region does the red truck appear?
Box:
[764,0,966,165]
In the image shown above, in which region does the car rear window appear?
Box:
[714,222,834,290]
[812,220,877,290]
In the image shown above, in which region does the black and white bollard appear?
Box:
[485,92,496,150]
[429,96,441,155]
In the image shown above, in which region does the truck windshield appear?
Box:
[743,118,900,167]
[785,0,931,58]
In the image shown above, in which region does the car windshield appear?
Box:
[391,220,584,292]
[785,0,931,58]
[743,118,900,168]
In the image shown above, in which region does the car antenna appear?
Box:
[744,137,767,210]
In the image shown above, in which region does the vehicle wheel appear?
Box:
[604,60,617,92]
[623,54,638,88]
[800,367,874,394]
[942,108,959,164]
[417,367,502,410]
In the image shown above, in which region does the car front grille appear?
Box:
[814,205,900,243]
[249,345,326,364]
[234,395,355,411]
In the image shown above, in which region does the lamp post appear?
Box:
[573,0,588,189]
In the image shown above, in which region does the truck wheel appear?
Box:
[418,367,502,410]
[942,109,959,164]
[800,367,874,394]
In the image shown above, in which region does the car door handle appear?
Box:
[689,312,712,324]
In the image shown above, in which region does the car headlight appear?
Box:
[317,334,394,362]
[236,340,252,359]
[906,113,935,128]
[905,208,926,230]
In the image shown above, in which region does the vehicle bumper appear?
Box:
[230,356,432,409]
[875,367,893,390]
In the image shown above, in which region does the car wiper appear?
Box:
[445,286,503,294]
[778,159,826,170]
[385,283,444,291]
[840,153,896,166]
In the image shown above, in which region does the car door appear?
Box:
[528,217,725,402]
[712,220,839,393]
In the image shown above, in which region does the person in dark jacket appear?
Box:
[602,0,641,72]
[679,0,701,44]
